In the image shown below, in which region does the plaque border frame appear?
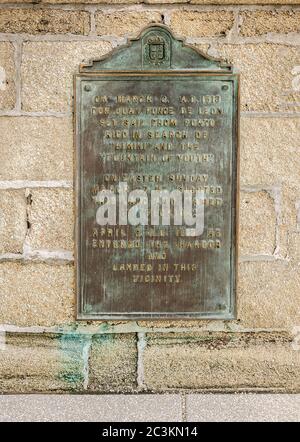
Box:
[74,28,240,321]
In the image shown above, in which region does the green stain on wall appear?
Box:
[57,332,86,390]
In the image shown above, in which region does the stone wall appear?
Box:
[0,1,300,393]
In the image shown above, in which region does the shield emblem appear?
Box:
[149,43,164,62]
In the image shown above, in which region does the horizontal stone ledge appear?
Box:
[240,112,300,118]
[0,332,138,393]
[2,331,297,393]
[0,332,86,393]
[239,255,288,263]
[0,324,293,335]
[0,1,298,5]
[0,250,74,263]
[185,35,300,46]
[144,330,294,345]
[240,184,280,192]
[143,331,300,392]
[0,250,283,264]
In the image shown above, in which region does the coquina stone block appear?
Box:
[0,117,73,181]
[0,9,90,35]
[21,41,112,112]
[143,332,300,391]
[27,188,74,251]
[237,261,300,328]
[0,42,16,110]
[240,10,300,37]
[240,117,300,187]
[95,11,163,36]
[0,263,75,326]
[0,333,85,393]
[199,44,300,112]
[88,334,137,392]
[239,191,276,256]
[0,190,27,254]
[170,10,234,37]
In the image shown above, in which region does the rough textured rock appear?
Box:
[0,263,75,326]
[0,333,84,393]
[0,1,300,395]
[240,10,300,37]
[21,41,111,112]
[239,191,276,256]
[170,10,234,37]
[201,44,300,112]
[88,334,137,392]
[240,117,300,187]
[0,42,16,110]
[143,332,300,391]
[237,261,300,328]
[28,188,74,251]
[95,11,162,36]
[0,117,73,181]
[0,190,27,255]
[0,9,90,35]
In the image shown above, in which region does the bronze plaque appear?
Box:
[75,25,239,319]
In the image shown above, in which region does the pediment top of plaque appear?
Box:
[79,24,232,73]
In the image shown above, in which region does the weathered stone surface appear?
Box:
[0,0,296,4]
[281,184,300,229]
[240,10,300,37]
[22,41,111,112]
[88,334,137,392]
[0,333,84,393]
[0,9,90,35]
[95,11,162,36]
[239,191,276,256]
[0,263,74,326]
[137,319,219,328]
[170,10,234,37]
[1,0,300,396]
[143,332,300,391]
[190,0,300,3]
[28,188,73,251]
[288,231,300,263]
[238,261,300,328]
[0,42,16,110]
[277,223,289,258]
[0,190,27,254]
[240,117,300,187]
[202,44,300,112]
[21,38,300,115]
[142,0,190,3]
[0,117,73,181]
[45,0,142,3]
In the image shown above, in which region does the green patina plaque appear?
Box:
[75,25,239,320]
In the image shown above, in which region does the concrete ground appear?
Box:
[0,394,299,422]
